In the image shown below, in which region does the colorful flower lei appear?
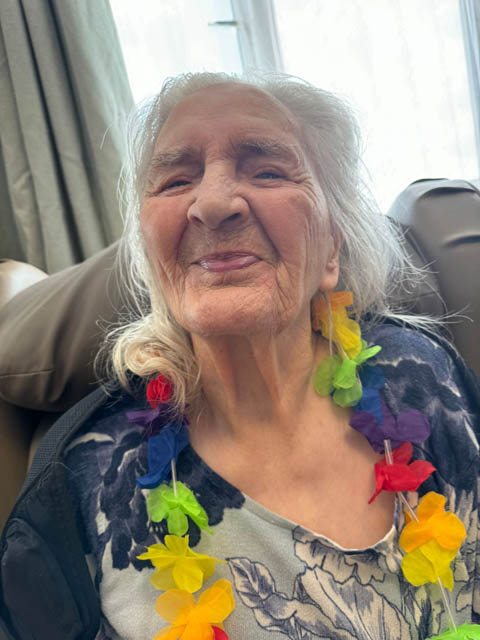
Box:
[312,292,478,639]
[128,374,235,639]
[130,293,480,639]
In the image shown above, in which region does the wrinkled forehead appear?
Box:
[155,83,305,150]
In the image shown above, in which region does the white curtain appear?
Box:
[459,0,480,177]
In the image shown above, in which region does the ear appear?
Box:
[319,229,343,291]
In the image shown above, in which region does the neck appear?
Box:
[189,318,330,440]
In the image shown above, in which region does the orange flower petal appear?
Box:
[154,625,186,640]
[330,291,354,309]
[155,590,194,623]
[399,521,434,553]
[431,513,467,551]
[181,621,214,640]
[196,580,236,624]
[400,492,466,554]
[311,291,353,330]
[417,492,446,520]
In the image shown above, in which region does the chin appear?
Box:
[179,290,290,338]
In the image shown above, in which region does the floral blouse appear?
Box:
[64,324,480,639]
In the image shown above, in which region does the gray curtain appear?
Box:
[459,0,480,179]
[0,0,134,272]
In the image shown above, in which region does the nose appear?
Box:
[187,169,249,230]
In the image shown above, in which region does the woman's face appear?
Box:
[140,84,340,338]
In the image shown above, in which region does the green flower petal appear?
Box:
[313,355,340,396]
[355,344,382,365]
[333,358,357,389]
[167,507,189,536]
[333,380,363,407]
[146,486,169,522]
[426,623,480,639]
[145,481,212,534]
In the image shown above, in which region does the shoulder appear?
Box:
[364,321,480,492]
[365,322,459,372]
[63,386,150,480]
[62,386,155,575]
[364,321,480,413]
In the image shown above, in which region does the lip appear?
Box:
[196,252,260,272]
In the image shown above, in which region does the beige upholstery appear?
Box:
[0,243,121,412]
[0,247,123,532]
[0,259,46,308]
[0,260,47,532]
[388,179,480,377]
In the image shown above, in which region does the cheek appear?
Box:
[140,201,186,279]
[261,192,330,270]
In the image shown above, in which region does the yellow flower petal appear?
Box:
[438,565,454,591]
[151,567,178,591]
[311,292,362,357]
[173,558,206,593]
[334,317,362,358]
[165,535,190,555]
[401,540,457,588]
[200,557,219,579]
[138,542,177,570]
[420,538,457,567]
[139,535,224,593]
[155,590,194,623]
[138,542,165,558]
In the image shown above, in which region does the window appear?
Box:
[273,0,478,209]
[110,0,478,210]
[110,0,242,103]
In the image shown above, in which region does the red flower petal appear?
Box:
[391,442,413,464]
[407,460,436,483]
[368,443,435,503]
[213,627,229,640]
[146,374,172,408]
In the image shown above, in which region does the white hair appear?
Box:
[101,71,435,414]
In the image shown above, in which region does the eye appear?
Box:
[163,179,191,191]
[255,171,285,180]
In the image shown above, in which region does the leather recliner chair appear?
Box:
[0,178,479,533]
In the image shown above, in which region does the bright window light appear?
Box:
[110,0,242,104]
[110,0,478,211]
[273,0,479,210]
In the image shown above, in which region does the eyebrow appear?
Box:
[147,137,300,179]
[149,147,198,172]
[231,138,299,164]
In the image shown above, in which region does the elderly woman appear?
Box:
[1,73,479,640]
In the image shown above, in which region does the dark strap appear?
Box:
[0,387,109,639]
[22,387,108,497]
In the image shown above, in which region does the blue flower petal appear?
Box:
[355,387,384,424]
[137,422,189,489]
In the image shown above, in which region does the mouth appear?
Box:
[195,252,260,272]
